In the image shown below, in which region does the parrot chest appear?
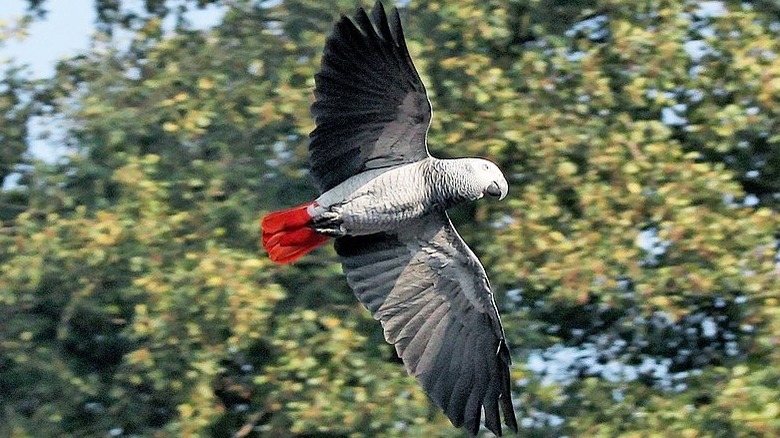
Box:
[312,163,437,235]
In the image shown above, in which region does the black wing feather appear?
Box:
[310,2,431,192]
[334,212,518,436]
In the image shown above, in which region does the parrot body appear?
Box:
[261,3,518,436]
[264,157,507,261]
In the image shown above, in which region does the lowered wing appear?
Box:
[334,212,518,436]
[309,2,431,192]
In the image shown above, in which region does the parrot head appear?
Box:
[466,158,508,201]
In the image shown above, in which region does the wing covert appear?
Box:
[309,2,431,192]
[334,213,518,436]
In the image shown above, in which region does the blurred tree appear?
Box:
[0,14,37,221]
[1,0,778,436]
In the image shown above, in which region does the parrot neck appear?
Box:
[426,158,481,209]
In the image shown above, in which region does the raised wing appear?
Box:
[334,212,518,437]
[309,2,432,192]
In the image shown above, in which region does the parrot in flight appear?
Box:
[261,2,518,436]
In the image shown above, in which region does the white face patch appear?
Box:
[469,158,508,200]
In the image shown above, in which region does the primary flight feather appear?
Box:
[261,2,518,436]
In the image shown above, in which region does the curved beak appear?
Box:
[485,178,508,201]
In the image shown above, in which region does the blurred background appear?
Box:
[1,0,778,436]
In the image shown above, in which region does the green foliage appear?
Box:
[0,66,30,187]
[2,0,779,436]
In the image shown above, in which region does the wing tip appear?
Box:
[497,339,519,435]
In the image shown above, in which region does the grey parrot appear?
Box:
[261,2,518,436]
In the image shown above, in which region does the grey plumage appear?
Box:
[310,2,431,192]
[306,2,517,436]
[424,158,509,207]
[334,213,515,436]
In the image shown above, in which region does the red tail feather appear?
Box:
[261,202,329,263]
